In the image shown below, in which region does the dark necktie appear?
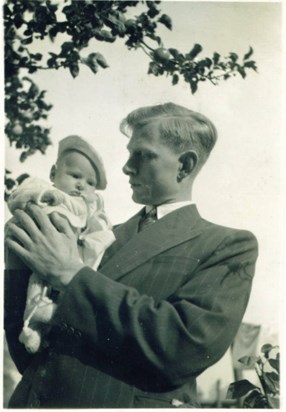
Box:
[138,206,157,232]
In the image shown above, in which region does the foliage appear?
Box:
[4,170,30,202]
[227,344,280,408]
[4,0,257,196]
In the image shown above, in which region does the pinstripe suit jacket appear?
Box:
[5,205,258,408]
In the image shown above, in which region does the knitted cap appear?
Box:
[58,135,107,190]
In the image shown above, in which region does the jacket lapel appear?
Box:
[99,210,142,267]
[101,205,203,280]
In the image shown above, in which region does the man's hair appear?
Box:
[120,102,217,172]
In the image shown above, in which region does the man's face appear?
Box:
[123,123,181,205]
[51,151,97,197]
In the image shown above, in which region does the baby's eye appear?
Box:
[71,173,79,179]
[88,181,95,187]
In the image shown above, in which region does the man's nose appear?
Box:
[123,158,137,175]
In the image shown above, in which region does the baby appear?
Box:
[7,135,115,354]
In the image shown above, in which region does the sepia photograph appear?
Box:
[3,0,284,409]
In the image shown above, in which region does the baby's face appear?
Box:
[52,151,97,197]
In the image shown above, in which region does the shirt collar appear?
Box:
[146,200,194,220]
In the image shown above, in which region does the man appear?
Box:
[5,102,258,408]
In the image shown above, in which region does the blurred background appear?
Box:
[3,1,284,408]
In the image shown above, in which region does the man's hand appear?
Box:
[5,204,84,290]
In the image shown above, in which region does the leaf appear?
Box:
[61,42,74,52]
[267,371,279,382]
[158,14,172,30]
[203,57,212,68]
[243,46,254,60]
[264,372,279,394]
[33,53,42,61]
[19,56,29,65]
[14,15,23,29]
[237,66,246,79]
[244,60,257,71]
[269,358,279,372]
[261,344,274,357]
[28,67,37,74]
[16,173,30,185]
[213,52,220,64]
[21,37,33,45]
[172,74,179,85]
[94,53,109,68]
[87,61,98,74]
[23,29,32,37]
[187,44,203,60]
[20,152,28,162]
[47,58,56,68]
[265,345,280,360]
[49,26,58,39]
[69,64,79,78]
[229,52,238,62]
[57,22,67,33]
[169,48,179,59]
[111,18,126,36]
[154,36,162,46]
[62,5,72,16]
[148,61,160,76]
[100,30,116,43]
[243,389,266,408]
[5,178,16,190]
[238,355,259,368]
[28,83,40,98]
[190,80,198,94]
[146,2,160,18]
[226,379,258,399]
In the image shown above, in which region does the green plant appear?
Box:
[227,344,280,408]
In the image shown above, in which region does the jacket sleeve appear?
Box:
[51,230,258,390]
[4,267,35,374]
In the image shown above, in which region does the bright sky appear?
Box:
[3,2,284,392]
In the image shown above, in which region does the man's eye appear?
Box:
[136,152,153,160]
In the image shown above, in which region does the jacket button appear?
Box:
[40,368,47,377]
[29,397,40,408]
[74,329,82,339]
[62,322,68,330]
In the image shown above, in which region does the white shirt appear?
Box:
[146,201,194,220]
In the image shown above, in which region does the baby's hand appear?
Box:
[82,192,99,204]
[39,190,65,206]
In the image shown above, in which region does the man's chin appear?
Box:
[132,193,146,205]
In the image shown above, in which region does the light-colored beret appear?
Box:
[58,135,107,190]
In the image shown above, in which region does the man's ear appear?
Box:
[177,151,198,181]
[50,165,56,182]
